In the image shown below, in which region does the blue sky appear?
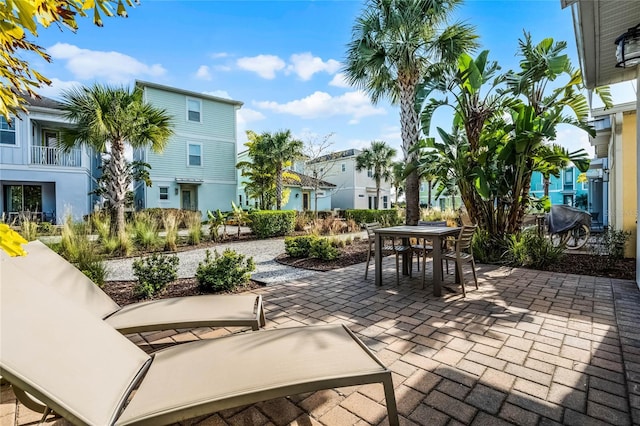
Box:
[33,0,636,157]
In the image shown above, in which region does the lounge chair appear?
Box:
[4,240,265,333]
[0,260,399,426]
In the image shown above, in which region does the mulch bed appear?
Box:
[103,279,264,306]
[103,238,636,306]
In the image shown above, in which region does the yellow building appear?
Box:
[591,103,637,258]
[564,0,640,284]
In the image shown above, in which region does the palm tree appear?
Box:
[390,161,406,205]
[356,141,396,209]
[260,130,303,210]
[344,0,478,224]
[60,84,173,238]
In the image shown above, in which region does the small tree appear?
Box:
[303,133,336,217]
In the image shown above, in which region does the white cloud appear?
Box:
[48,43,166,83]
[555,125,594,158]
[237,107,266,140]
[211,52,229,59]
[254,90,385,123]
[203,90,232,99]
[236,55,285,79]
[286,53,340,81]
[195,65,212,81]
[35,78,82,99]
[329,72,351,88]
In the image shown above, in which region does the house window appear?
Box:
[239,194,243,205]
[383,196,388,209]
[564,169,574,189]
[159,187,169,200]
[341,163,346,172]
[187,98,202,122]
[188,143,202,166]
[367,169,373,178]
[0,116,16,145]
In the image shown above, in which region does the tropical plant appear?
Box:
[0,0,132,121]
[344,0,478,224]
[59,84,173,241]
[390,162,405,205]
[207,209,227,242]
[184,211,202,245]
[260,130,304,210]
[355,141,396,209]
[237,131,276,210]
[417,36,611,241]
[229,201,251,238]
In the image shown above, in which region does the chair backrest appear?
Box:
[364,222,382,240]
[4,240,120,318]
[456,225,477,251]
[0,260,150,426]
[418,220,448,227]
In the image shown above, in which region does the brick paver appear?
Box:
[2,257,638,425]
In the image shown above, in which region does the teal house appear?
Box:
[529,166,589,209]
[134,81,243,217]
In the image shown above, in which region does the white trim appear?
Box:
[187,141,203,167]
[186,97,202,123]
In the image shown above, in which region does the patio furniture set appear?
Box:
[0,222,477,425]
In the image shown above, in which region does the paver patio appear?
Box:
[2,257,639,425]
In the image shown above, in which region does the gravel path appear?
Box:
[105,231,367,285]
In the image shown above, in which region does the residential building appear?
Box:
[589,103,637,253]
[134,81,242,217]
[309,149,392,210]
[563,0,640,272]
[529,167,589,208]
[418,181,462,211]
[0,97,100,224]
[236,150,335,211]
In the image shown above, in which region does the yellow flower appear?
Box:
[0,224,28,256]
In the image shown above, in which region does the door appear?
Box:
[180,186,197,211]
[302,192,310,210]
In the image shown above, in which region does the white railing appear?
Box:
[30,146,81,167]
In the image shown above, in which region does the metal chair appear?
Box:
[364,222,413,285]
[442,225,478,297]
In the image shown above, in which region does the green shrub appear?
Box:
[77,256,108,287]
[285,235,319,257]
[503,228,564,269]
[344,209,401,227]
[603,228,632,260]
[310,238,340,260]
[471,228,506,264]
[196,249,255,292]
[248,210,296,238]
[132,253,179,299]
[37,221,55,235]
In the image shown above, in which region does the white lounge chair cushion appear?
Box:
[116,324,387,425]
[0,260,150,426]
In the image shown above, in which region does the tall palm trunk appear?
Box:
[108,140,128,238]
[275,165,283,210]
[399,75,420,225]
[427,180,432,207]
[375,177,381,210]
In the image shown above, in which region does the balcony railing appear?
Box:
[30,145,81,167]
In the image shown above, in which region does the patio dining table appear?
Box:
[373,225,461,296]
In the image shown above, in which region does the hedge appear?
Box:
[344,209,401,226]
[248,210,296,238]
